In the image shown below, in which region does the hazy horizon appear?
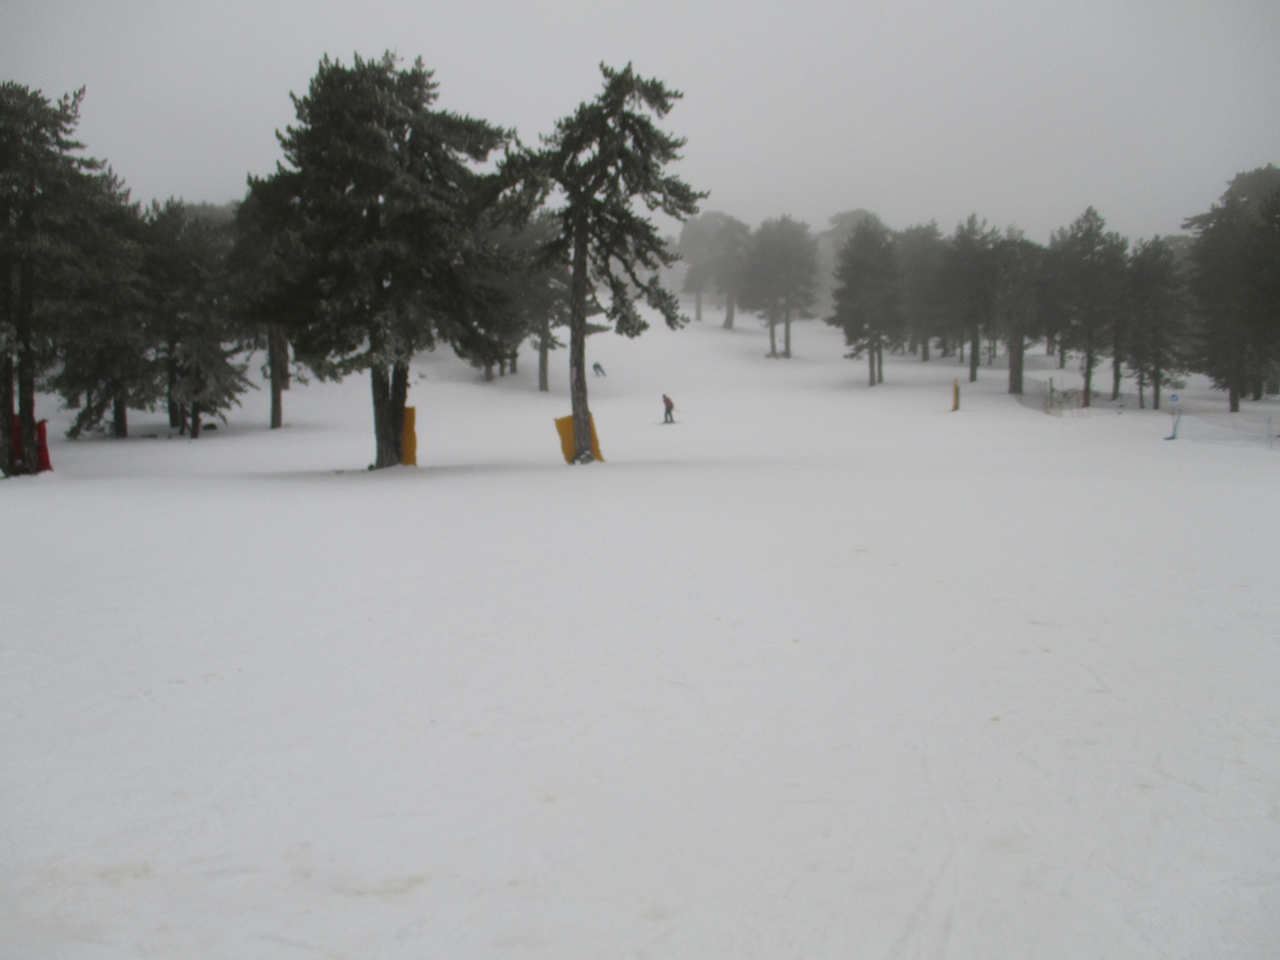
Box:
[3,0,1278,243]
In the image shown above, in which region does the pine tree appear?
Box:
[49,171,156,438]
[828,216,901,385]
[270,52,508,467]
[1185,166,1280,409]
[536,63,704,462]
[1049,208,1127,406]
[940,215,1000,384]
[740,216,818,359]
[1125,236,1187,410]
[1,82,99,474]
[994,230,1043,396]
[895,222,947,361]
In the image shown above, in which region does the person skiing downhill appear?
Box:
[662,394,675,424]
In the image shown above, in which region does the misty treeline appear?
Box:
[679,166,1280,407]
[2,54,701,474]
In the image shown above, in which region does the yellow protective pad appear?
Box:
[402,406,417,466]
[554,414,604,463]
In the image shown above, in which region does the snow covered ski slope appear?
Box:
[3,317,1278,958]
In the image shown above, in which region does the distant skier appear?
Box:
[662,394,675,424]
[593,361,606,377]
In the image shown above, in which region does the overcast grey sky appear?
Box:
[3,0,1277,243]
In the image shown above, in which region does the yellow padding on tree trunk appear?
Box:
[402,406,417,466]
[554,414,603,463]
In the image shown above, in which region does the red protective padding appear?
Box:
[36,420,52,472]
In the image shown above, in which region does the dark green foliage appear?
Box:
[1184,166,1280,410]
[827,215,901,385]
[536,62,704,462]
[47,172,156,438]
[133,199,250,438]
[231,173,313,428]
[940,215,1000,384]
[678,211,750,326]
[994,231,1044,395]
[1047,208,1127,405]
[815,210,874,317]
[894,222,947,361]
[739,216,818,359]
[1125,236,1187,410]
[1,82,99,473]
[482,211,578,392]
[266,52,509,467]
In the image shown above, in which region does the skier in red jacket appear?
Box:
[662,394,675,424]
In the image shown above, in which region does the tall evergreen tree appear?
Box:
[536,63,704,463]
[1050,208,1127,406]
[940,215,999,384]
[678,212,723,322]
[994,230,1043,395]
[484,211,578,393]
[232,175,311,429]
[709,214,751,330]
[739,216,818,359]
[679,211,751,328]
[1125,236,1187,410]
[827,215,901,385]
[0,82,99,474]
[269,52,509,467]
[48,171,155,438]
[1184,166,1280,409]
[138,199,250,437]
[895,222,947,361]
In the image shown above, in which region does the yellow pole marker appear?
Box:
[554,414,604,463]
[952,379,960,412]
[401,406,417,466]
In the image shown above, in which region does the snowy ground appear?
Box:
[3,316,1278,959]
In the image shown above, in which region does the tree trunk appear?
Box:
[722,293,735,329]
[190,402,202,439]
[370,361,408,468]
[0,353,13,477]
[112,390,128,438]
[538,335,550,392]
[694,286,702,322]
[1228,384,1240,413]
[484,363,494,382]
[17,257,38,475]
[876,343,884,384]
[268,324,288,429]
[568,215,594,463]
[921,337,930,362]
[509,352,518,375]
[868,348,876,387]
[1137,369,1146,409]
[1153,361,1161,411]
[167,334,182,428]
[1082,343,1095,407]
[768,321,777,358]
[969,326,979,383]
[1008,328,1024,395]
[0,258,13,476]
[783,308,792,358]
[1111,354,1122,402]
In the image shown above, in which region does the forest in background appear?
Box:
[3,53,1278,476]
